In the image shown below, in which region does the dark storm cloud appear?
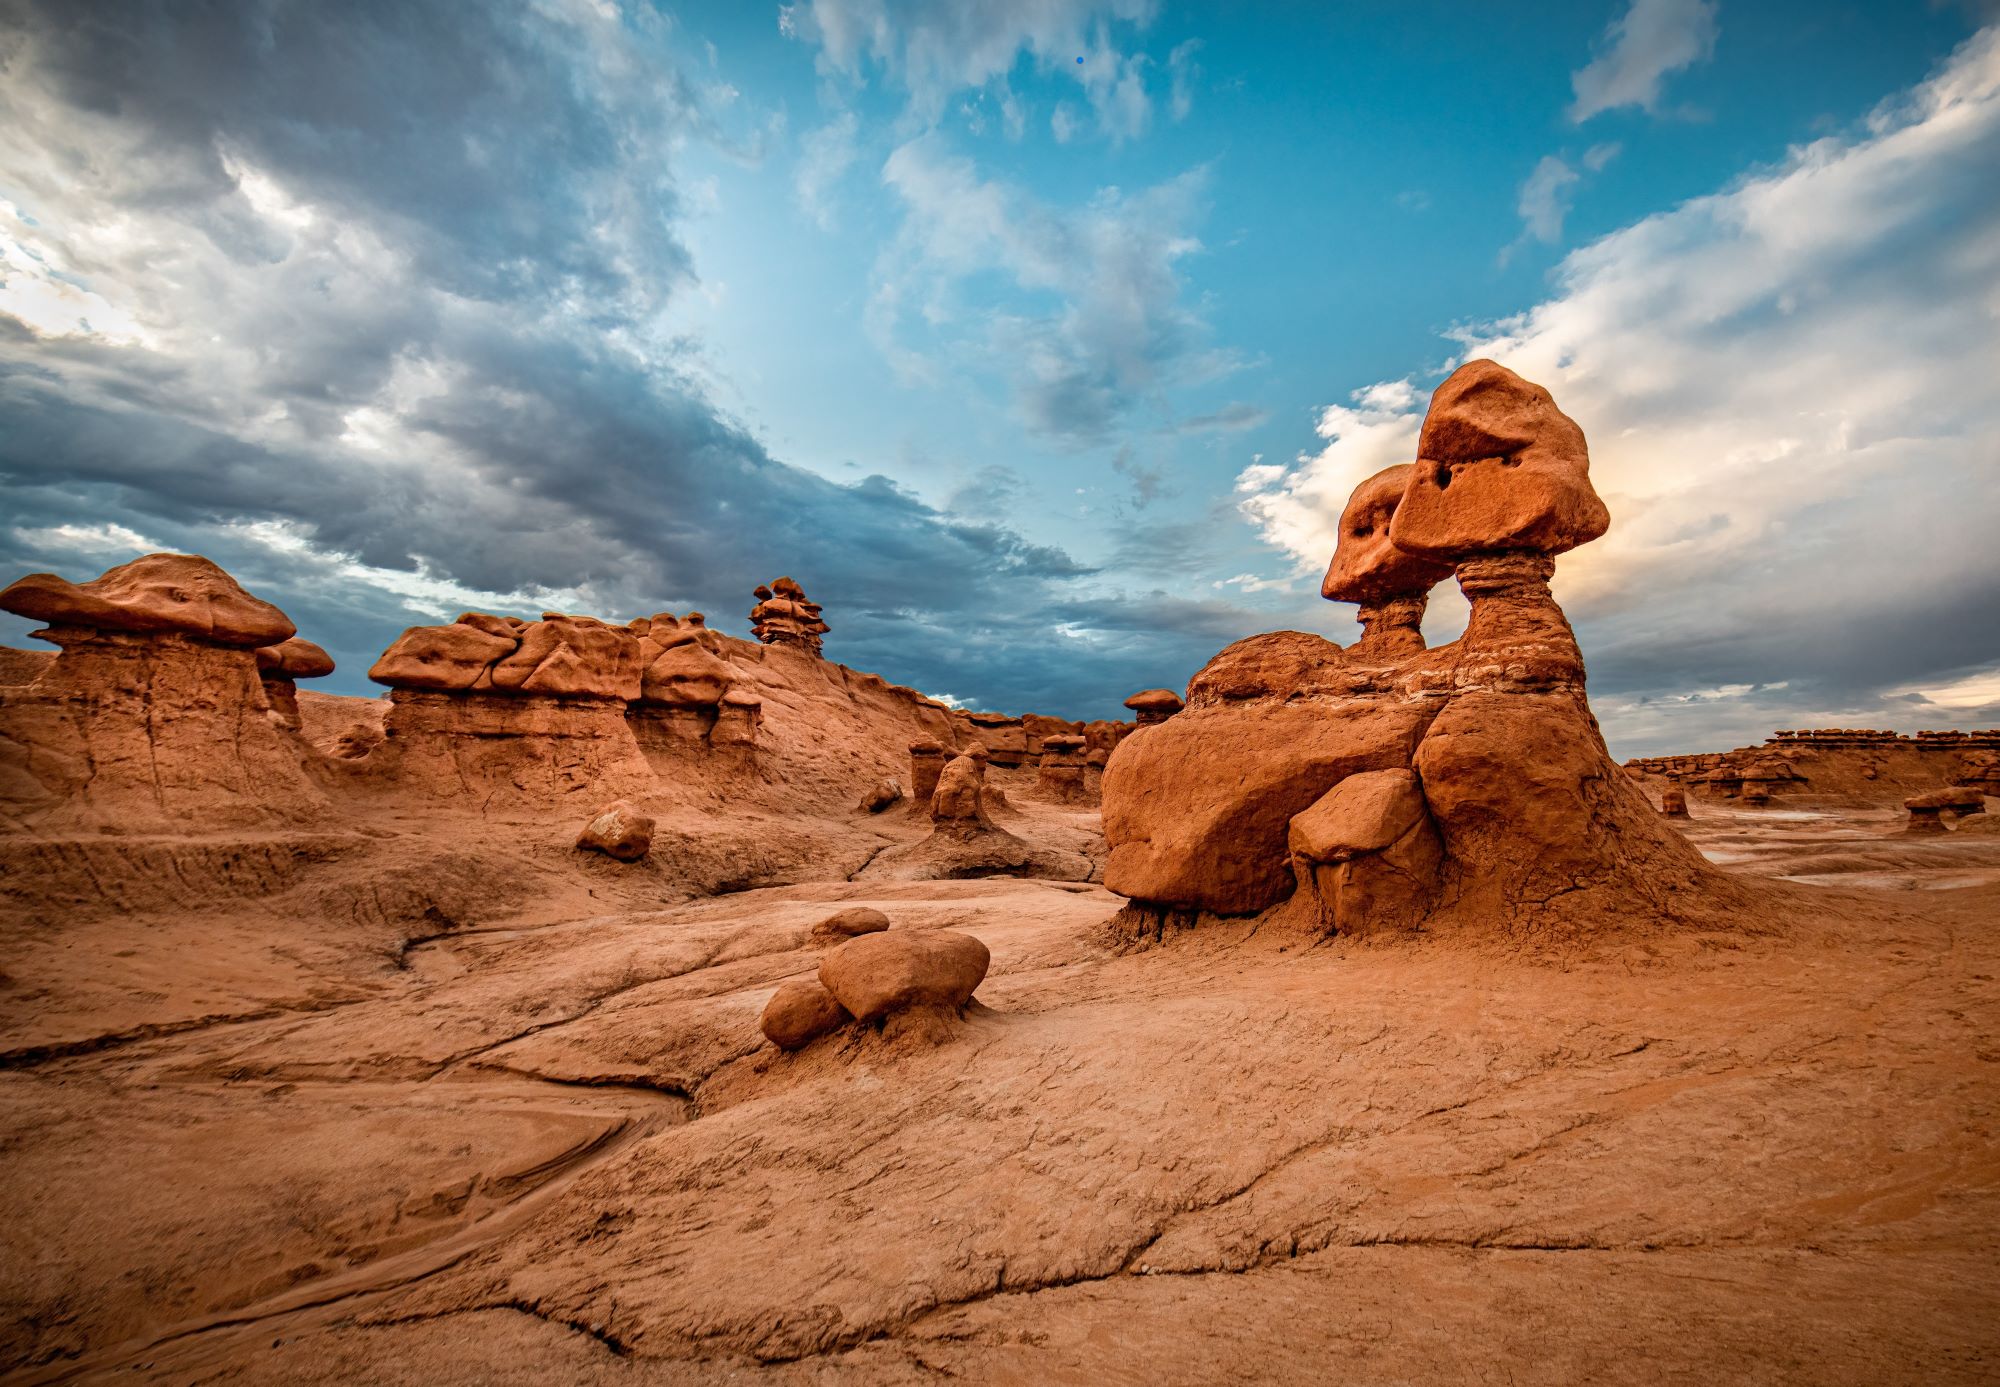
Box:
[0,0,1262,719]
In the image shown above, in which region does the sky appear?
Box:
[1,0,1996,757]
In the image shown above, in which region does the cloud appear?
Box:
[795,111,862,228]
[1514,154,1583,246]
[0,0,1255,722]
[783,0,1162,139]
[1569,0,1720,123]
[872,135,1237,445]
[1168,39,1202,121]
[1240,28,2000,755]
[1170,401,1270,435]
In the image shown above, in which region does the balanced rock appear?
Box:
[0,553,295,647]
[1389,359,1609,562]
[1124,688,1184,726]
[750,577,829,657]
[576,799,654,861]
[254,636,335,731]
[1322,464,1453,658]
[818,929,991,1022]
[760,979,852,1051]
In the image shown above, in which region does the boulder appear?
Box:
[814,906,890,939]
[760,980,851,1051]
[1389,359,1610,562]
[858,778,903,813]
[0,552,295,647]
[1185,632,1344,707]
[818,930,991,1022]
[576,800,654,861]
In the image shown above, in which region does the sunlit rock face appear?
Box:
[1103,361,1715,938]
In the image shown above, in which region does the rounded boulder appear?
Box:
[818,930,990,1023]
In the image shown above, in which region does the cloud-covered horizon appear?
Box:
[2,1,1995,755]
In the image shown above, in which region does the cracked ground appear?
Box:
[3,800,1998,1386]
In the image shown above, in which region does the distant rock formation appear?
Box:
[1123,689,1184,726]
[1036,734,1088,803]
[1102,360,1717,938]
[750,577,828,657]
[364,611,655,802]
[0,554,327,829]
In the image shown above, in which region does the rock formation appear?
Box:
[576,799,654,861]
[750,577,829,657]
[817,929,990,1022]
[1661,785,1690,818]
[1903,786,1987,835]
[364,612,655,802]
[1036,734,1089,803]
[858,777,903,813]
[0,554,327,828]
[254,636,335,732]
[812,906,890,941]
[760,979,852,1051]
[908,739,948,809]
[1123,689,1184,726]
[1103,360,1717,937]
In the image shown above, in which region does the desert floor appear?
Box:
[4,791,1998,1386]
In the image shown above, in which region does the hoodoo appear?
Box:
[1102,360,1718,937]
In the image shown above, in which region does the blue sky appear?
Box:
[1,0,1996,755]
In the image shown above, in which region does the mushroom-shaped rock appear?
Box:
[814,906,890,940]
[255,637,336,680]
[711,690,763,746]
[1322,465,1456,605]
[1036,734,1089,802]
[1124,688,1185,726]
[576,800,654,861]
[760,980,852,1051]
[817,929,991,1022]
[254,637,335,731]
[1389,360,1609,562]
[0,553,296,647]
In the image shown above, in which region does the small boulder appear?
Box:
[576,799,654,861]
[814,906,890,940]
[760,979,852,1051]
[858,778,903,813]
[818,929,990,1022]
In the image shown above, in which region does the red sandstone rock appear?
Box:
[1661,785,1690,817]
[575,800,654,861]
[1185,631,1345,707]
[1287,769,1443,936]
[750,577,830,657]
[858,778,903,813]
[817,929,990,1022]
[814,906,891,939]
[1389,360,1609,562]
[254,637,335,680]
[1322,464,1455,605]
[1124,689,1184,726]
[0,553,295,647]
[759,979,852,1050]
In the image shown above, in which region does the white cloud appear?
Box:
[1168,39,1202,121]
[794,111,861,228]
[10,522,157,557]
[1239,28,2000,751]
[872,135,1236,444]
[784,0,1162,138]
[1569,0,1720,123]
[1515,154,1582,246]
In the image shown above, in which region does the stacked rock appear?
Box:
[750,577,829,657]
[254,636,336,732]
[1123,688,1184,726]
[759,913,991,1051]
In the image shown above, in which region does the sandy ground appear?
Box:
[3,792,1998,1385]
